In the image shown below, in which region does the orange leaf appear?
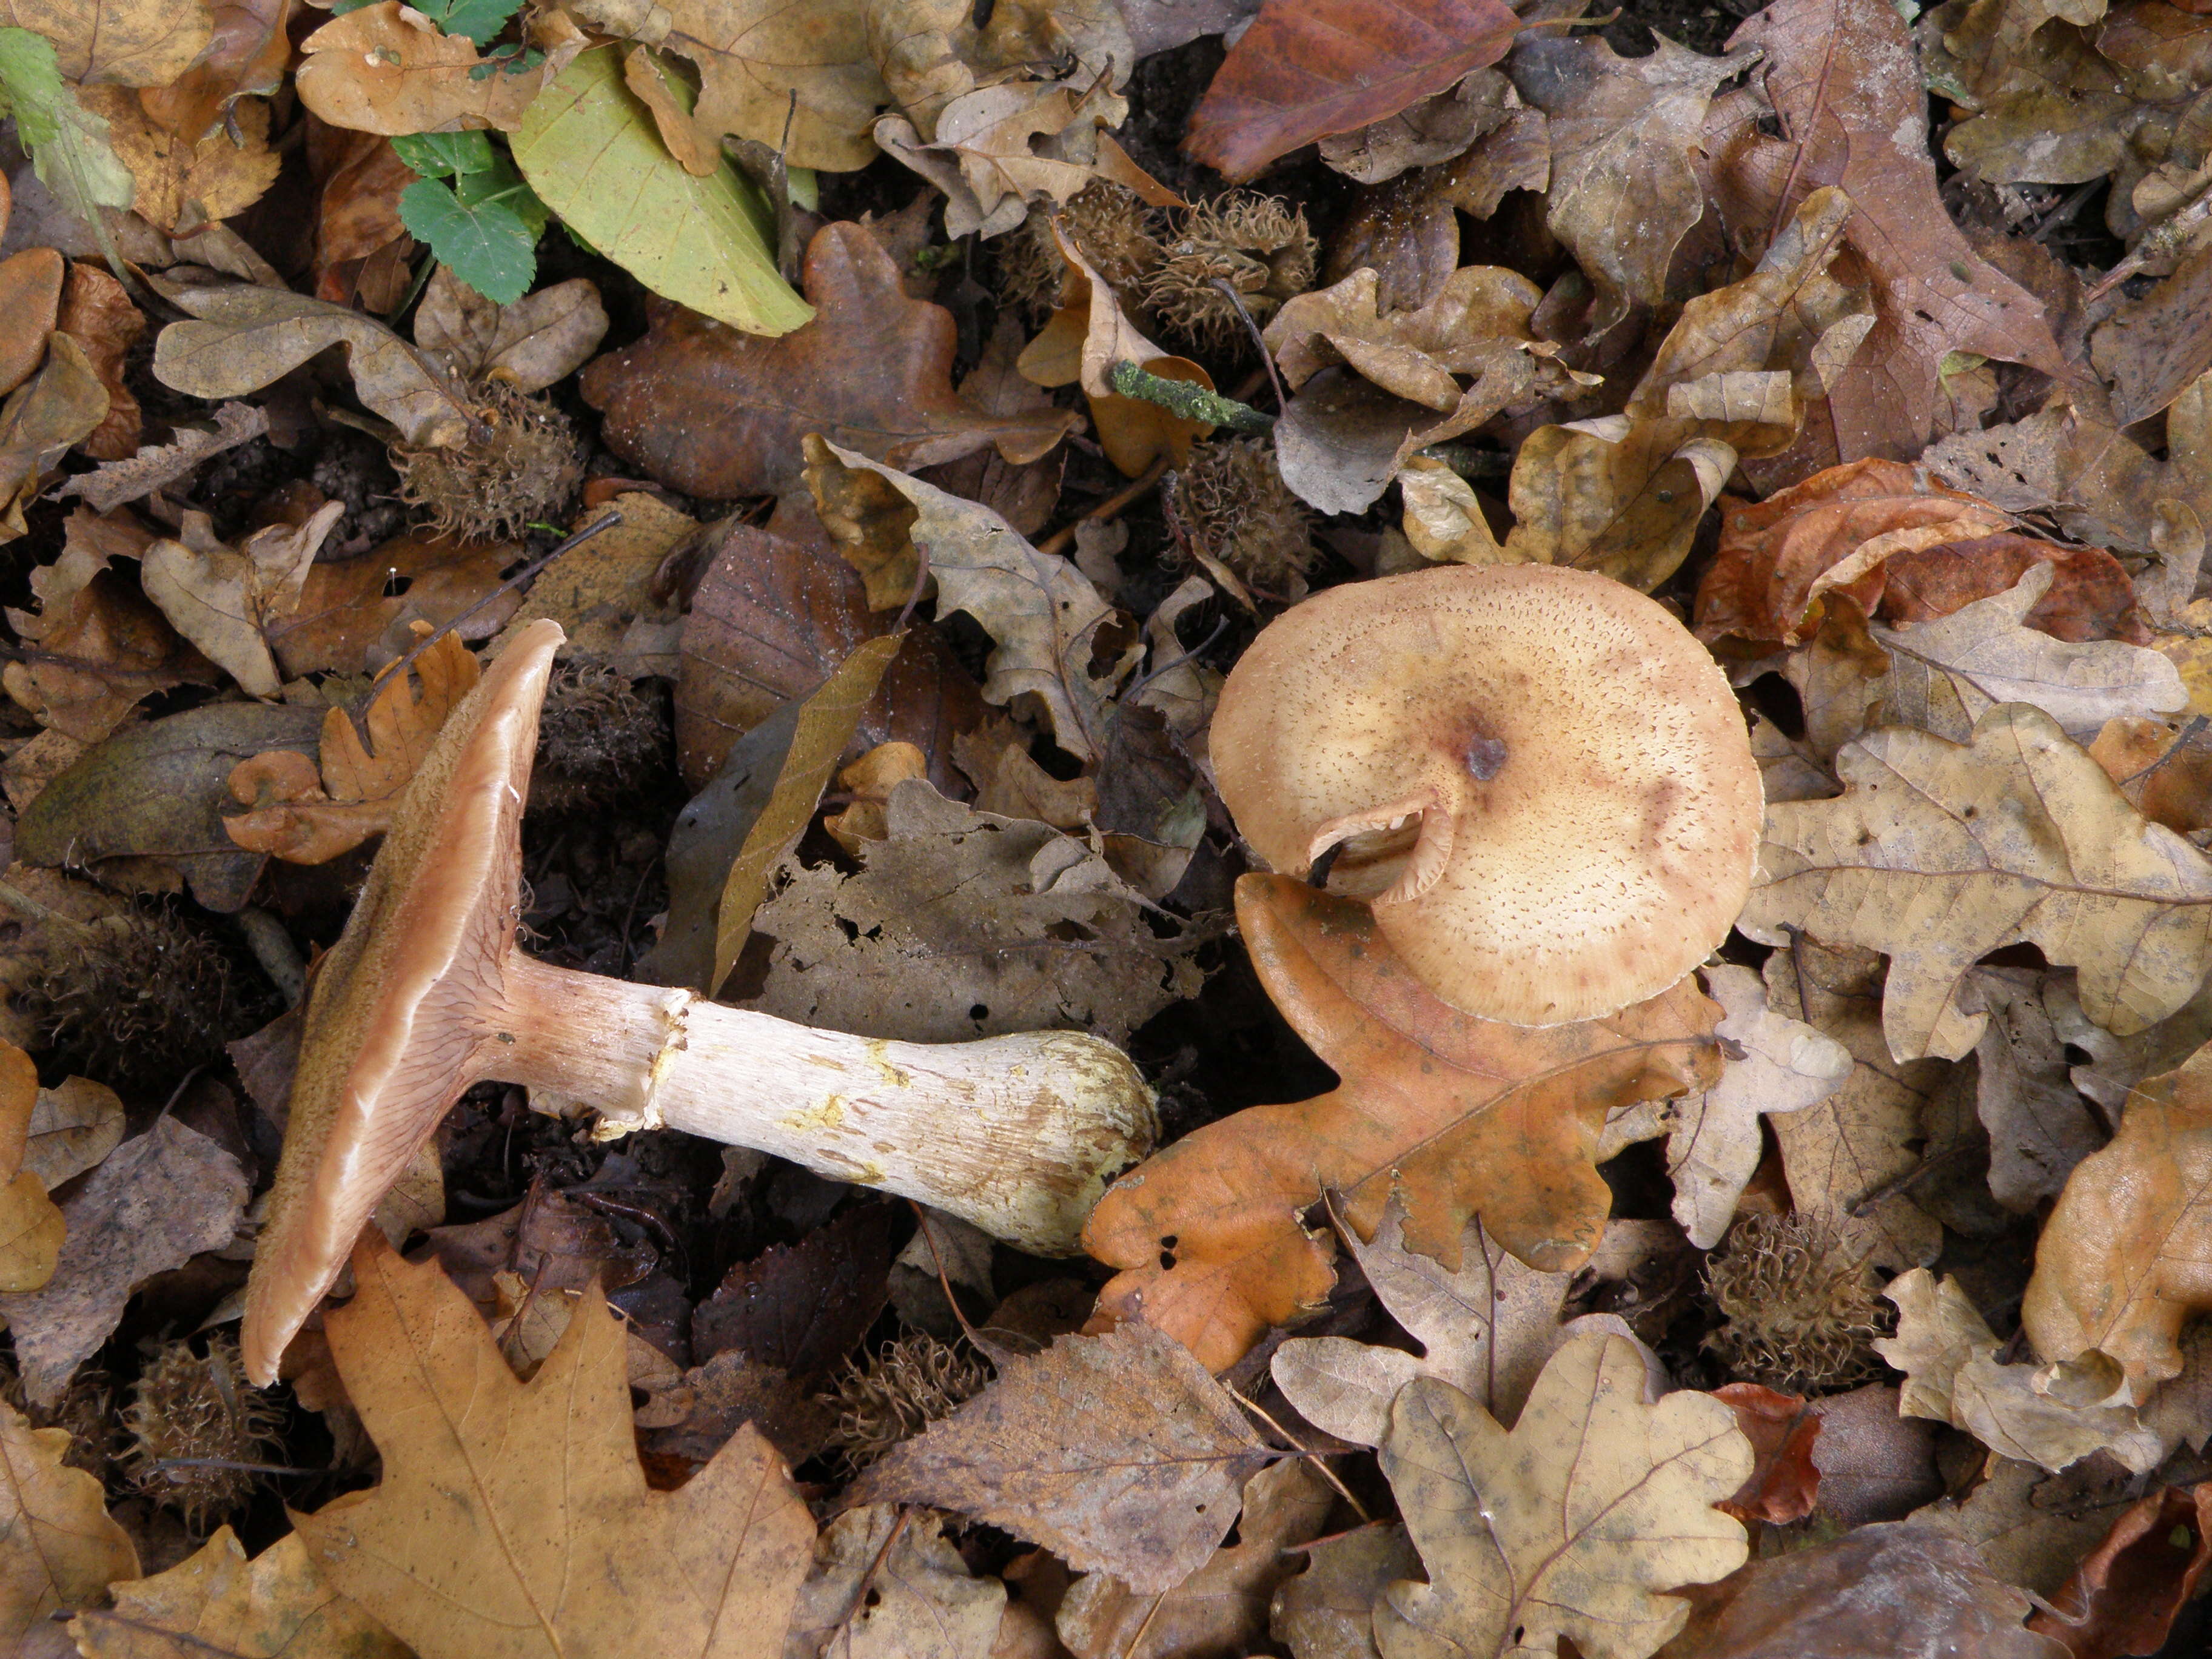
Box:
[1082,875,1720,1372]
[1184,0,1520,183]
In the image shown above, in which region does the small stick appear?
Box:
[1107,361,1274,433]
[1225,1383,1371,1523]
[1036,458,1169,558]
[1212,278,1288,411]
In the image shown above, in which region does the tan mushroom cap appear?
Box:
[240,618,564,1386]
[1210,563,1761,1027]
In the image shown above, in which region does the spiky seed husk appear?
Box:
[1167,437,1316,588]
[21,906,241,1088]
[122,1337,286,1532]
[999,182,1164,317]
[825,1333,991,1469]
[1145,192,1318,350]
[391,380,584,543]
[1703,1213,1888,1395]
[531,659,667,813]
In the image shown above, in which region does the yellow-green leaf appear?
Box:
[512,45,809,338]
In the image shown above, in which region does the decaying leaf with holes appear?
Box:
[1084,877,1720,1373]
[1740,705,2212,1064]
[1376,1333,1752,1659]
[223,630,480,866]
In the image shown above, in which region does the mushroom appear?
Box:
[1208,563,1761,1027]
[240,620,1156,1385]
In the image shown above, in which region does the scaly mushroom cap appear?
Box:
[240,620,564,1386]
[1210,564,1761,1027]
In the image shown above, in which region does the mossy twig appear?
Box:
[1106,361,1274,432]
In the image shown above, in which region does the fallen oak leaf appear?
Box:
[70,1527,412,1659]
[1376,1333,1753,1659]
[1738,704,2212,1064]
[783,1505,1005,1659]
[1084,876,1720,1373]
[1184,0,1518,183]
[140,502,346,701]
[292,1233,815,1659]
[580,220,1073,497]
[56,400,266,515]
[850,1321,1272,1595]
[0,1038,62,1294]
[0,0,210,86]
[0,1395,139,1652]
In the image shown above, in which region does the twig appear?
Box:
[1107,361,1273,433]
[341,511,624,742]
[1036,457,1168,558]
[0,880,101,941]
[142,1457,327,1478]
[1212,278,1287,411]
[1224,1384,1371,1523]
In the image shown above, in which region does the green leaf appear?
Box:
[415,0,525,47]
[390,130,496,180]
[512,46,810,337]
[0,27,135,228]
[454,155,546,237]
[397,178,535,306]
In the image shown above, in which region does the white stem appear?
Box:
[492,953,1157,1254]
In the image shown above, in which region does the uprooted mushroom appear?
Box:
[239,620,1158,1386]
[1209,562,1764,1027]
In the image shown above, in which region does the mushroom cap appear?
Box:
[240,620,564,1386]
[1209,564,1761,1027]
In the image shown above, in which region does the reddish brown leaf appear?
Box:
[56,263,144,463]
[1184,0,1520,182]
[0,248,63,399]
[1710,0,2066,462]
[672,505,985,789]
[691,1204,897,1379]
[1694,458,2144,648]
[267,529,521,677]
[580,223,1077,500]
[2029,1482,2212,1659]
[1713,1382,1822,1525]
[1082,875,1720,1372]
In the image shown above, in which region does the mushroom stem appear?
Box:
[488,953,1155,1252]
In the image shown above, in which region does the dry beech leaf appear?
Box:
[0,1395,139,1651]
[150,276,475,450]
[2028,1482,2212,1659]
[1695,457,2147,649]
[224,630,481,866]
[1877,1269,2161,1475]
[782,1504,1004,1659]
[1711,1384,1822,1526]
[1654,1521,2066,1659]
[1377,1335,1752,1659]
[1759,940,1946,1270]
[743,776,1206,1047]
[0,249,64,399]
[1084,876,1720,1373]
[1057,1460,1333,1659]
[295,2,549,134]
[1507,32,1758,328]
[851,1321,1273,1596]
[1804,1382,1941,1527]
[56,260,143,461]
[293,1235,814,1659]
[0,1040,62,1295]
[1271,1200,1574,1446]
[70,1527,412,1659]
[0,1114,247,1407]
[0,0,212,85]
[1710,0,2066,461]
[581,221,1074,499]
[1741,704,2212,1064]
[2023,1037,2212,1389]
[806,441,1137,759]
[1182,0,1517,182]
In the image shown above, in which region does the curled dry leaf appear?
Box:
[1183,0,1517,181]
[1877,1269,2161,1475]
[1654,1522,2066,1659]
[2023,1037,2212,1389]
[1741,704,2212,1064]
[0,331,110,539]
[293,1235,815,1659]
[1084,876,1720,1373]
[295,2,548,134]
[414,270,610,394]
[877,76,1131,241]
[1271,1199,1574,1446]
[0,1395,138,1652]
[0,1114,247,1407]
[224,629,481,866]
[1694,457,2146,649]
[1377,1334,1752,1659]
[581,221,1072,498]
[2028,1482,2212,1659]
[150,275,475,449]
[70,1528,413,1659]
[56,260,142,460]
[140,503,346,701]
[851,1321,1273,1596]
[1712,1384,1822,1526]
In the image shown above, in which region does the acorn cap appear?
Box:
[1209,564,1761,1027]
[240,619,565,1385]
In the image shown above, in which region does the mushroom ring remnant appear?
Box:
[1209,563,1763,1027]
[238,619,1158,1387]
